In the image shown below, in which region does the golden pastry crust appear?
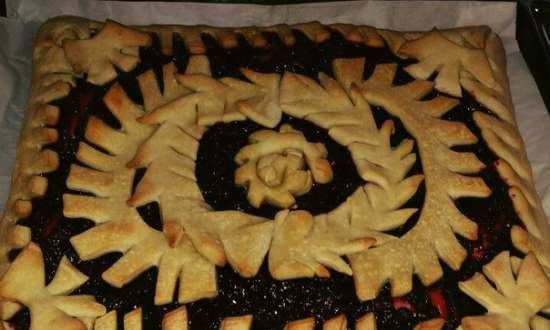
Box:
[0,15,548,330]
[235,124,333,208]
[0,243,106,330]
[398,29,497,97]
[459,252,550,330]
[63,82,219,306]
[64,20,152,85]
[269,209,375,279]
[342,59,490,298]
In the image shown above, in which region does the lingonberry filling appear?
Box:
[10,30,523,330]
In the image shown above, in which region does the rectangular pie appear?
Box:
[0,15,548,330]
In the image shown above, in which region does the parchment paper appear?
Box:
[1,0,549,218]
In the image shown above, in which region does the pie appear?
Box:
[0,15,548,330]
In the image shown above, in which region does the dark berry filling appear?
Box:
[9,30,524,330]
[197,114,367,218]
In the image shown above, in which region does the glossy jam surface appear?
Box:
[11,31,523,330]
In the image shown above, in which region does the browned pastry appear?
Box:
[235,124,333,208]
[0,16,548,330]
[0,243,106,330]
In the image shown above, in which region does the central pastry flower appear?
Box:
[234,124,333,208]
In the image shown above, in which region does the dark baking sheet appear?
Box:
[517,0,550,114]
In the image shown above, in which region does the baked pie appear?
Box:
[0,15,548,330]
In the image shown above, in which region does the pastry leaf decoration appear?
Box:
[63,20,152,85]
[137,61,192,112]
[273,65,423,279]
[129,57,274,277]
[281,59,490,300]
[313,58,490,300]
[304,74,423,200]
[64,57,274,309]
[126,117,202,248]
[474,112,550,276]
[290,75,423,232]
[269,209,375,279]
[63,83,218,306]
[352,68,487,295]
[174,68,281,127]
[459,252,550,330]
[234,124,333,208]
[511,226,550,276]
[236,69,283,128]
[397,29,497,97]
[280,70,361,119]
[0,243,106,330]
